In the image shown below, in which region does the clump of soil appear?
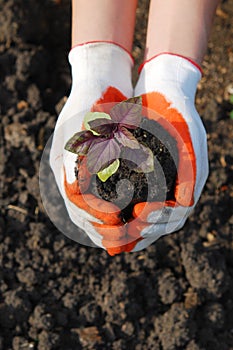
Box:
[76,117,178,221]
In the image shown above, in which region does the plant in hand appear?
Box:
[65,97,178,222]
[65,97,154,182]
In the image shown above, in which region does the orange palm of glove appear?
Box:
[127,91,197,240]
[139,91,196,207]
[63,88,196,255]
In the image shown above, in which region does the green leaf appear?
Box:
[84,112,111,135]
[97,159,120,182]
[229,95,233,104]
[230,110,233,120]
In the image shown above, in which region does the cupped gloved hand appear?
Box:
[50,48,208,256]
[50,42,138,253]
[127,53,209,252]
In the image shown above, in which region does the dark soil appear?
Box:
[1,0,233,349]
[89,117,178,222]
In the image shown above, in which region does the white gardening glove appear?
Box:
[50,42,134,252]
[129,53,209,252]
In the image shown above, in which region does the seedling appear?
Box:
[65,97,154,182]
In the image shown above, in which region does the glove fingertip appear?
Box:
[175,182,194,207]
[106,237,143,256]
[107,247,124,256]
[132,202,165,222]
[124,237,143,253]
[92,222,126,241]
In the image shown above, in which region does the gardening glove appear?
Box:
[129,53,209,252]
[50,42,134,251]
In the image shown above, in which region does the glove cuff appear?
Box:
[135,53,202,101]
[68,41,134,99]
[70,40,134,64]
[138,52,202,75]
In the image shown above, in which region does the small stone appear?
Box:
[17,100,29,110]
[184,288,199,309]
[121,321,134,336]
[72,326,102,347]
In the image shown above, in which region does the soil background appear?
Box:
[0,0,233,349]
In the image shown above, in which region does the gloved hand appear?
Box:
[127,53,209,252]
[50,42,137,253]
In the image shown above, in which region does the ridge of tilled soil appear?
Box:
[1,0,233,349]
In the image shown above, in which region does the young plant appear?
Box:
[65,97,154,182]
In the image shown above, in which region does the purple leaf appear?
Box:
[121,144,154,173]
[136,144,155,173]
[87,137,121,174]
[110,97,142,129]
[88,118,115,135]
[115,127,140,149]
[121,147,146,169]
[64,130,96,155]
